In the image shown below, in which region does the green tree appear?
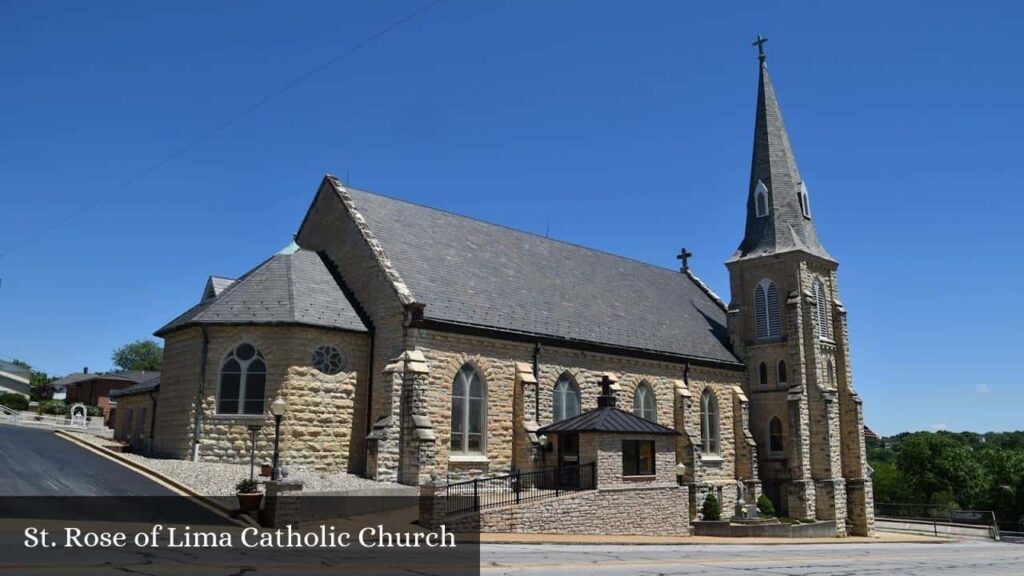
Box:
[701,494,721,521]
[896,432,984,507]
[111,340,163,371]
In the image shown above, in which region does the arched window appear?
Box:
[552,373,581,422]
[798,182,812,218]
[813,278,829,339]
[754,180,769,217]
[700,389,720,455]
[633,382,657,423]
[217,343,266,415]
[827,360,835,388]
[758,362,769,387]
[777,360,788,387]
[450,364,486,455]
[769,417,784,455]
[755,279,780,339]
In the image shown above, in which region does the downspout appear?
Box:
[148,389,158,454]
[192,326,209,462]
[365,328,374,437]
[532,343,541,422]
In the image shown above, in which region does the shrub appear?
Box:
[701,494,721,521]
[235,479,260,494]
[0,393,28,411]
[756,494,776,517]
[39,400,67,415]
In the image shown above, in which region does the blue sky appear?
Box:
[2,1,1021,435]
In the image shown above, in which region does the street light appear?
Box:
[270,397,288,481]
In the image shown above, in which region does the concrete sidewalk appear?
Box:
[476,531,951,545]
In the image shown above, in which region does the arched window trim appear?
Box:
[450,363,487,456]
[777,359,788,387]
[633,381,657,423]
[769,417,784,455]
[552,373,581,423]
[758,362,769,388]
[754,180,770,218]
[700,389,720,456]
[216,342,267,416]
[755,278,780,339]
[813,278,830,340]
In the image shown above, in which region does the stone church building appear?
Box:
[151,57,874,536]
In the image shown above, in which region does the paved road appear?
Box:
[0,424,170,496]
[480,540,1024,575]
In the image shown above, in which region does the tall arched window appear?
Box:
[700,389,720,455]
[754,180,769,217]
[827,360,835,388]
[217,343,266,415]
[777,360,788,387]
[769,417,784,455]
[450,364,486,455]
[758,362,769,387]
[552,373,581,422]
[633,382,657,423]
[814,278,830,339]
[755,279,780,339]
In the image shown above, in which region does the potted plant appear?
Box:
[235,479,263,514]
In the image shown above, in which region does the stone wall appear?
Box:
[407,328,745,485]
[430,484,690,536]
[153,324,369,473]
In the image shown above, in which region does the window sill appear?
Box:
[701,455,725,466]
[449,455,490,464]
[766,453,786,461]
[210,414,267,421]
[622,475,656,481]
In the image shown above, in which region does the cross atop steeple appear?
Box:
[752,34,768,64]
[676,247,693,273]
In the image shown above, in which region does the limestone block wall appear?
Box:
[408,328,745,484]
[153,324,369,474]
[438,485,690,536]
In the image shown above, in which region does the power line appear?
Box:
[0,0,444,261]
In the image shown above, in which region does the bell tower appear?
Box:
[725,37,874,536]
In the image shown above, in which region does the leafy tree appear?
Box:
[895,432,984,507]
[111,340,163,371]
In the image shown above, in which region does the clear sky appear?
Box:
[2,1,1021,436]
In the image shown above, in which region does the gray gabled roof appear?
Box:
[109,375,160,399]
[731,61,833,263]
[201,276,236,304]
[342,186,739,365]
[538,406,678,435]
[155,249,366,336]
[51,370,159,388]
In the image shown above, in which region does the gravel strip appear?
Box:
[66,432,401,496]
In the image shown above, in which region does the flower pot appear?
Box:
[260,464,272,477]
[237,492,263,514]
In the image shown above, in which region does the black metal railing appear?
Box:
[444,462,596,517]
[875,503,1000,538]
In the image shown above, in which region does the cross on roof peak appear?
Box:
[676,247,693,273]
[752,34,768,64]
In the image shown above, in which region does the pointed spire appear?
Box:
[731,45,833,263]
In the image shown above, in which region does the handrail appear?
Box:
[444,462,596,517]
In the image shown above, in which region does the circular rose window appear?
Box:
[312,345,345,375]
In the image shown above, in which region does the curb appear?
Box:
[54,430,257,529]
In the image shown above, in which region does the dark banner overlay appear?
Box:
[0,496,480,576]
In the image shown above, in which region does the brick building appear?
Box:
[151,55,873,536]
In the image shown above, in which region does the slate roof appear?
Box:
[155,249,367,336]
[537,406,678,435]
[343,187,740,365]
[51,370,160,388]
[731,61,833,262]
[109,375,160,398]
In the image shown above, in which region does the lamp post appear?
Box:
[270,397,288,481]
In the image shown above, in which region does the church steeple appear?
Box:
[731,44,833,263]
